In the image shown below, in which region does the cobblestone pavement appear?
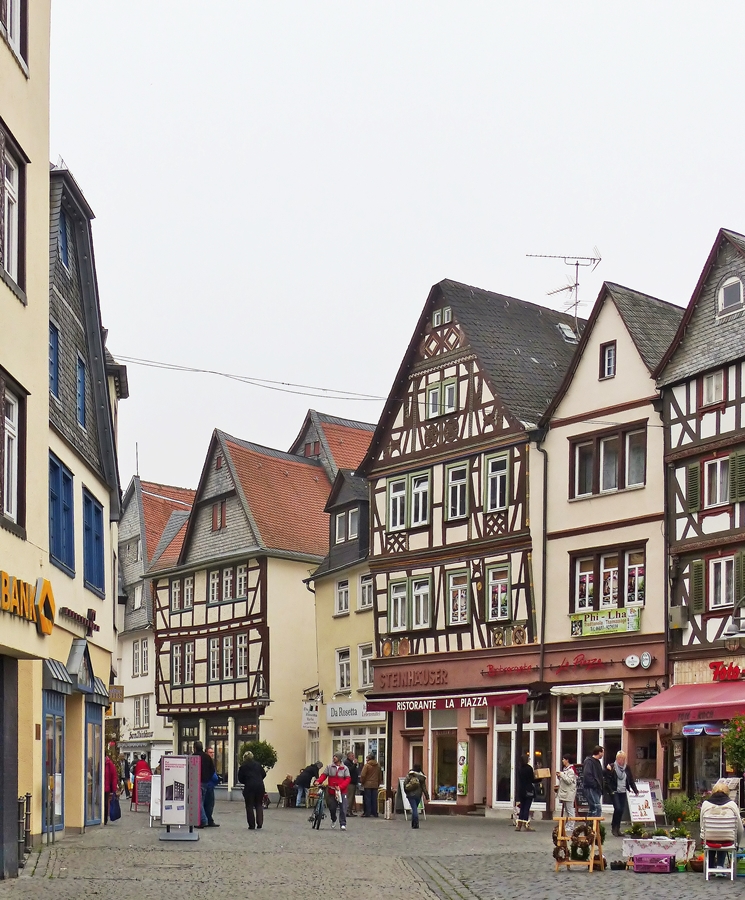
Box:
[0,802,741,900]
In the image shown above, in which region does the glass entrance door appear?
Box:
[42,691,65,833]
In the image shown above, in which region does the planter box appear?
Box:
[622,837,695,863]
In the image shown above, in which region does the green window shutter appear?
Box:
[737,551,745,611]
[730,452,745,503]
[686,463,701,513]
[690,559,705,614]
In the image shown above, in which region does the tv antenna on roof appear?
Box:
[526,250,601,332]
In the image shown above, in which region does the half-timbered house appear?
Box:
[359,279,583,813]
[626,229,745,795]
[538,283,683,808]
[151,413,374,791]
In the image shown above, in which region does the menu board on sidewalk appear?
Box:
[628,781,656,823]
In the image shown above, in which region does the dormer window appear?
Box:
[426,379,458,418]
[557,322,579,343]
[702,370,724,407]
[335,511,346,543]
[216,454,223,470]
[443,306,452,323]
[719,277,743,313]
[432,306,452,327]
[348,507,359,539]
[599,341,616,379]
[433,309,442,327]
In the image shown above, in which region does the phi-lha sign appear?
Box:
[325,701,386,724]
[0,572,55,636]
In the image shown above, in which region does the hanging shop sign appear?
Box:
[109,685,124,704]
[0,571,55,635]
[570,606,640,637]
[302,701,319,730]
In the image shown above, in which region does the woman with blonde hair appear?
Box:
[605,750,638,836]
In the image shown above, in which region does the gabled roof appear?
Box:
[140,481,195,565]
[149,511,191,571]
[223,433,332,558]
[287,410,375,478]
[359,279,583,473]
[539,281,684,426]
[323,469,368,513]
[656,228,745,385]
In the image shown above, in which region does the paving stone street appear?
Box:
[0,800,741,900]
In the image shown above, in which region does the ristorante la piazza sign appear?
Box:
[0,570,56,635]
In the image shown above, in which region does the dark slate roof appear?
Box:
[604,283,684,372]
[440,280,584,426]
[657,229,745,386]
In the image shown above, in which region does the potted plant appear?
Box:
[237,740,278,771]
[723,714,745,774]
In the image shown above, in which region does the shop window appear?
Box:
[432,733,457,801]
[471,706,488,726]
[405,710,423,729]
[42,691,64,832]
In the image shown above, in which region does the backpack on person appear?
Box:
[404,773,420,794]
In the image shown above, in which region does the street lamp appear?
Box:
[254,674,272,707]
[723,598,745,651]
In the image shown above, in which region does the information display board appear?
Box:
[150,775,162,820]
[628,781,656,823]
[161,757,189,826]
[573,764,589,815]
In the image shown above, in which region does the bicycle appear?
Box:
[309,790,325,830]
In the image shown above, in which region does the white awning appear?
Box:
[550,681,623,696]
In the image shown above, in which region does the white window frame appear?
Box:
[3,150,19,283]
[448,571,469,625]
[6,0,21,49]
[412,577,431,629]
[133,697,141,729]
[443,306,452,323]
[710,557,735,610]
[209,637,220,681]
[602,343,616,378]
[575,557,594,611]
[703,371,724,407]
[447,464,468,520]
[171,579,181,611]
[336,648,351,691]
[141,638,149,675]
[184,575,194,608]
[236,634,248,678]
[411,472,430,527]
[3,389,18,521]
[487,567,510,621]
[223,635,234,680]
[443,380,457,414]
[485,454,508,513]
[625,431,646,487]
[209,570,220,603]
[184,642,194,684]
[625,550,645,605]
[575,442,594,497]
[143,696,150,728]
[223,567,233,600]
[335,579,350,615]
[388,479,406,531]
[348,507,359,539]
[432,309,442,327]
[132,640,140,677]
[427,384,441,419]
[389,582,407,632]
[600,435,619,492]
[133,584,143,610]
[705,457,730,508]
[359,574,373,610]
[172,644,182,686]
[719,277,743,313]
[236,565,247,598]
[359,643,374,688]
[600,553,619,609]
[335,511,346,543]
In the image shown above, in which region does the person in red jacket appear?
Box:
[104,754,119,824]
[317,754,351,830]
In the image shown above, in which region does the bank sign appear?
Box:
[0,571,55,636]
[325,701,386,724]
[570,606,640,637]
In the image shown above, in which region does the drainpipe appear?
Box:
[529,428,549,683]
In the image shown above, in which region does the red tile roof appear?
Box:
[140,481,195,564]
[320,422,373,471]
[226,439,332,558]
[153,517,189,568]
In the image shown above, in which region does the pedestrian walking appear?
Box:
[581,745,605,819]
[605,750,638,836]
[556,754,577,832]
[345,750,359,816]
[359,753,383,817]
[122,757,131,798]
[515,754,537,831]
[317,754,351,830]
[237,751,267,830]
[193,740,219,827]
[294,761,322,808]
[132,753,151,806]
[403,765,429,829]
[104,754,119,824]
[204,747,220,827]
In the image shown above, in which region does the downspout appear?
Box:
[529,428,549,684]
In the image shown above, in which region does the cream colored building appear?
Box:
[308,470,384,773]
[535,283,682,787]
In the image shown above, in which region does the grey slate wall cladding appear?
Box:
[118,485,152,630]
[49,198,103,479]
[202,450,234,500]
[185,497,257,568]
[661,240,745,385]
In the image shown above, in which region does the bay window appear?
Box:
[572,545,646,612]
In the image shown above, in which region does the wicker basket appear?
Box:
[689,859,704,873]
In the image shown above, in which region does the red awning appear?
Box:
[624,682,745,728]
[365,689,529,713]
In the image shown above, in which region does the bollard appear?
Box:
[17,797,25,867]
[24,794,32,854]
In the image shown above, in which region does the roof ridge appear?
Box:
[438,278,587,324]
[313,411,377,430]
[221,431,327,466]
[604,281,683,311]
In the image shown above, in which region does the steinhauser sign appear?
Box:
[325,701,386,724]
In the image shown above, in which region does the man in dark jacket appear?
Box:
[295,761,322,807]
[581,745,605,818]
[193,740,218,827]
[237,751,267,830]
[345,751,359,816]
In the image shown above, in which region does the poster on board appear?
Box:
[150,775,162,820]
[628,781,656,823]
[161,756,188,826]
[457,742,469,796]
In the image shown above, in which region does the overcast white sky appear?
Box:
[49,2,745,490]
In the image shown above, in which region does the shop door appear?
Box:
[85,703,103,825]
[42,691,65,833]
[471,733,488,806]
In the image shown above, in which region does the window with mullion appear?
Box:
[222,566,234,600]
[348,507,359,539]
[705,457,730,508]
[208,570,220,603]
[3,147,20,283]
[171,579,182,611]
[572,546,646,613]
[184,576,194,608]
[49,454,74,574]
[236,565,247,598]
[448,571,469,625]
[359,644,374,687]
[389,581,407,632]
[411,472,430,527]
[710,557,735,610]
[335,579,350,615]
[236,634,248,678]
[359,574,373,609]
[336,648,351,691]
[486,566,510,621]
[446,464,468,520]
[600,554,619,608]
[184,642,194,684]
[3,388,19,522]
[411,577,431,629]
[132,640,140,677]
[141,638,149,675]
[388,479,406,530]
[172,644,182,685]
[83,490,104,594]
[223,635,234,680]
[485,454,508,513]
[209,638,220,681]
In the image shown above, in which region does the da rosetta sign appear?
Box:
[570,606,640,637]
[0,571,55,636]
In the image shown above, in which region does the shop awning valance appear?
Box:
[42,659,74,695]
[624,682,745,729]
[550,681,623,697]
[682,722,724,736]
[365,689,529,713]
[86,677,110,707]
